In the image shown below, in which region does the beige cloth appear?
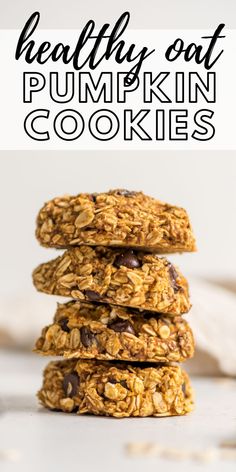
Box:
[188,277,236,376]
[0,294,61,349]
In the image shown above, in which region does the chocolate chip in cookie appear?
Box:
[115,189,137,197]
[168,262,181,292]
[58,317,70,333]
[88,194,97,202]
[114,250,141,269]
[80,326,96,347]
[108,319,135,335]
[62,372,80,398]
[85,290,102,301]
[120,380,128,389]
[108,377,128,389]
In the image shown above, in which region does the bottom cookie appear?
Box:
[38,360,194,418]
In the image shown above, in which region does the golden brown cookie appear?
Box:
[35,301,194,363]
[32,246,190,315]
[36,189,196,253]
[38,359,194,417]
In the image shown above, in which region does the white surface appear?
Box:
[0,351,236,472]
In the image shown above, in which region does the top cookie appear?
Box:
[36,189,196,253]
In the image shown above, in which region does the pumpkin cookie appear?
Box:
[36,189,196,253]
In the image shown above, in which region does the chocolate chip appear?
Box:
[120,380,128,389]
[116,189,137,197]
[182,383,186,396]
[58,317,70,333]
[85,290,102,301]
[108,377,117,384]
[108,319,135,335]
[88,194,97,202]
[80,326,95,347]
[168,262,181,292]
[62,372,80,398]
[108,378,128,389]
[114,250,141,269]
[142,311,161,321]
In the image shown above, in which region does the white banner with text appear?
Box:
[0,21,235,149]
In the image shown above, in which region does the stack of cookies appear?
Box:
[33,189,196,418]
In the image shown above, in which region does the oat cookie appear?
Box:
[32,246,190,314]
[38,359,194,417]
[35,301,194,363]
[36,189,196,253]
